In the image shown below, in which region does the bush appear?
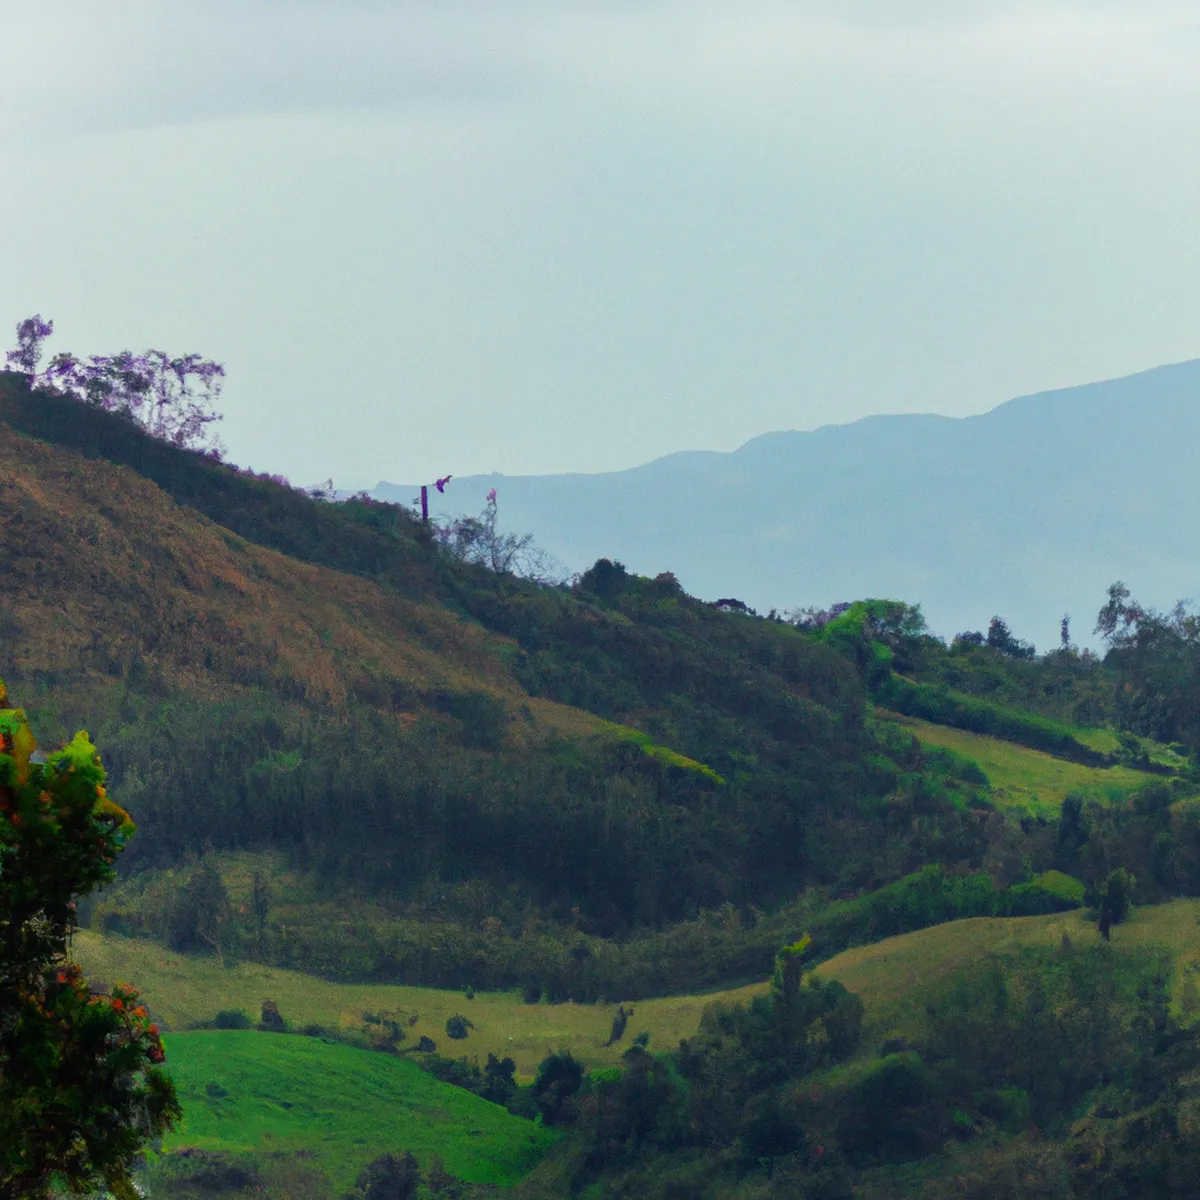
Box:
[349,1150,421,1200]
[212,1008,253,1030]
[445,1014,474,1040]
[532,1051,584,1125]
[259,999,287,1032]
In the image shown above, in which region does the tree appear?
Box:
[4,314,53,375]
[1,679,180,1198]
[251,868,270,960]
[1095,583,1200,753]
[987,616,1036,659]
[433,493,563,582]
[346,1151,421,1200]
[532,1051,584,1125]
[481,1052,517,1105]
[1097,867,1136,941]
[165,860,232,961]
[6,314,225,455]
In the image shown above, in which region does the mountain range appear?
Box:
[372,359,1200,649]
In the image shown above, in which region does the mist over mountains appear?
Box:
[372,360,1200,651]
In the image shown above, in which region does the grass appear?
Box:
[882,713,1157,816]
[599,720,726,782]
[72,930,767,1080]
[1073,725,1193,770]
[0,412,615,748]
[810,898,1200,1049]
[160,1030,557,1189]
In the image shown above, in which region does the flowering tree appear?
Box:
[5,315,54,374]
[6,314,226,455]
[0,680,180,1198]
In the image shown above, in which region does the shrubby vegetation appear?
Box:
[7,360,1200,1196]
[0,681,179,1198]
[520,941,1200,1199]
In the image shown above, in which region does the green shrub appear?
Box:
[212,1008,253,1030]
[445,1014,474,1040]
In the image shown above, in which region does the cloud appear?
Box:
[5,0,1197,144]
[3,0,1200,486]
[0,2,555,139]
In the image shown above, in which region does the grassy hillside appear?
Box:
[6,371,939,981]
[72,929,767,1080]
[10,366,1200,1197]
[882,711,1158,816]
[0,398,589,728]
[159,1031,557,1189]
[811,898,1200,1047]
[87,893,1200,1088]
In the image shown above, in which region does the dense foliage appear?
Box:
[0,680,179,1198]
[524,943,1200,1200]
[1096,582,1200,755]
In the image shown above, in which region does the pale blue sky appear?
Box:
[3,1,1199,489]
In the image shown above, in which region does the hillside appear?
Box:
[372,358,1200,650]
[515,901,1200,1200]
[71,928,768,1080]
[161,1030,557,1189]
[1,368,885,959]
[7,365,1200,1198]
[5,367,1193,974]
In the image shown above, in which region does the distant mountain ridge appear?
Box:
[372,359,1200,649]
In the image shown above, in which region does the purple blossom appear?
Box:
[7,316,226,456]
[5,315,54,374]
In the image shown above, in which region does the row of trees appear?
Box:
[6,315,225,455]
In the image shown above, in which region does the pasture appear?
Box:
[884,713,1157,815]
[72,930,768,1079]
[160,1030,557,1189]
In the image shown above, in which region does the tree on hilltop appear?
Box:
[1095,581,1200,754]
[6,313,225,455]
[0,679,180,1198]
[986,615,1036,659]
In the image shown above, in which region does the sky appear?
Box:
[2,0,1200,490]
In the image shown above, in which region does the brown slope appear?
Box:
[0,419,586,735]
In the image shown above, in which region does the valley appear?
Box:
[4,365,1200,1198]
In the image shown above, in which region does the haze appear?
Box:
[2,0,1199,488]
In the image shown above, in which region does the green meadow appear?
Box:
[883,712,1157,815]
[160,1030,557,1189]
[72,930,767,1080]
[810,896,1200,1049]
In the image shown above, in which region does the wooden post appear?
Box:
[420,485,428,522]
